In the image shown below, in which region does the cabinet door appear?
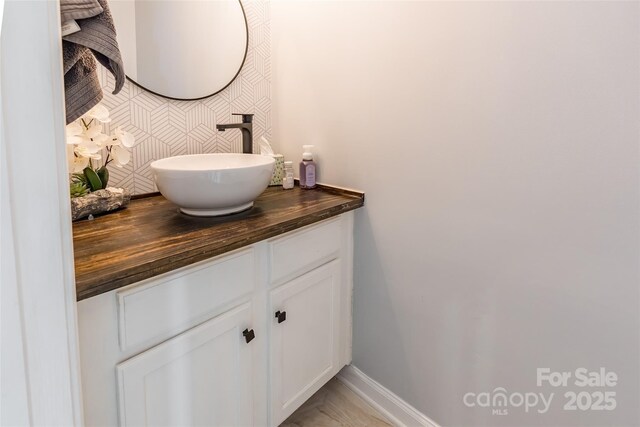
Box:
[270,260,341,425]
[116,302,255,427]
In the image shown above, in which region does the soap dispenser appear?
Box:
[299,145,316,189]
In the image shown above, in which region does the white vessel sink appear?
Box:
[150,153,275,216]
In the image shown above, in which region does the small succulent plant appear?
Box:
[70,181,90,198]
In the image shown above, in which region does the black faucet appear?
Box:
[216,113,254,154]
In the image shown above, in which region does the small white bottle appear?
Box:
[299,145,316,189]
[282,161,294,189]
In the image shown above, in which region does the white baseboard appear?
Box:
[337,365,441,427]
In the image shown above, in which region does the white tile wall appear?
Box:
[98,0,271,194]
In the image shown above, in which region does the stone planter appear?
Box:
[71,187,131,221]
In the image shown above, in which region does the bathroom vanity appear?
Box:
[74,186,363,426]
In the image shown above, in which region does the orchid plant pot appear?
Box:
[66,104,136,217]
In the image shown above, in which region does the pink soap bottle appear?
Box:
[299,145,316,189]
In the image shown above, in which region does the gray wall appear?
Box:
[271,2,640,426]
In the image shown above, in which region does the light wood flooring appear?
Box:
[280,377,393,427]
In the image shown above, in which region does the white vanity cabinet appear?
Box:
[117,303,256,427]
[77,212,354,427]
[269,260,342,425]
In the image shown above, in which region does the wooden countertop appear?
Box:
[73,185,364,301]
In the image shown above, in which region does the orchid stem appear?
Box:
[80,118,93,130]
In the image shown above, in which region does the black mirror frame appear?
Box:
[123,0,249,101]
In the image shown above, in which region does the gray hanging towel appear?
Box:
[61,0,125,123]
[60,0,103,23]
[63,41,103,124]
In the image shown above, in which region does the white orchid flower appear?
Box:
[72,134,103,157]
[111,126,135,148]
[84,121,103,138]
[110,145,131,167]
[66,116,103,173]
[104,126,135,167]
[66,104,135,180]
[66,121,83,138]
[66,114,107,146]
[85,104,111,123]
[66,121,87,146]
[67,144,90,173]
[69,156,90,173]
[75,143,102,160]
[90,132,109,148]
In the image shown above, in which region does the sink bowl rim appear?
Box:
[150,153,275,173]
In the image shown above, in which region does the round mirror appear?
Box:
[110,0,248,100]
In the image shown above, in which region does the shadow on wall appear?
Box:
[351,206,501,425]
[351,207,416,399]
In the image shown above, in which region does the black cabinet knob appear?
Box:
[242,328,255,343]
[275,310,287,324]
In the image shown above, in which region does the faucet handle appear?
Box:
[232,113,254,123]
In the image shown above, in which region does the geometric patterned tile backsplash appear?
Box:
[98,0,271,195]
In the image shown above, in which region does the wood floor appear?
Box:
[280,378,393,427]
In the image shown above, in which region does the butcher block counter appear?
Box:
[73,184,364,301]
